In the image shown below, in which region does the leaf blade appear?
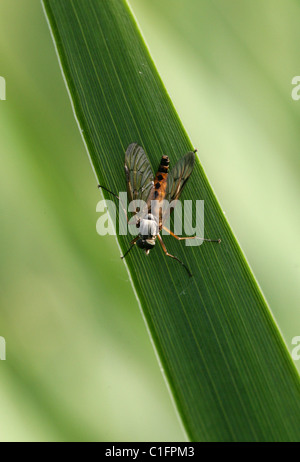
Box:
[43,0,300,442]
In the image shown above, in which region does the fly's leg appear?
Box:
[162,226,221,243]
[98,185,140,259]
[121,236,139,259]
[98,185,129,223]
[157,234,192,278]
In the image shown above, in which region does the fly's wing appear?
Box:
[166,151,195,202]
[162,151,195,225]
[125,143,154,216]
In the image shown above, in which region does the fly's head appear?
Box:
[136,237,156,255]
[137,214,158,255]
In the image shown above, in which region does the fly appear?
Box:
[99,143,220,277]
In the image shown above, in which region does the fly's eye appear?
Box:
[137,239,154,250]
[136,239,145,249]
[144,240,155,250]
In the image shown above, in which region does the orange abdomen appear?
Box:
[153,155,169,201]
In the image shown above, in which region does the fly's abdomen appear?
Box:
[158,155,170,174]
[148,155,169,223]
[153,155,169,201]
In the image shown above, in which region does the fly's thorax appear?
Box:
[139,214,159,238]
[137,214,158,253]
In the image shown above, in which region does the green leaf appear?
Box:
[42,0,300,442]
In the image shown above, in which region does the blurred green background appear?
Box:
[0,0,299,442]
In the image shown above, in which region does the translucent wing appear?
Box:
[124,143,154,214]
[166,151,195,202]
[161,151,195,226]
